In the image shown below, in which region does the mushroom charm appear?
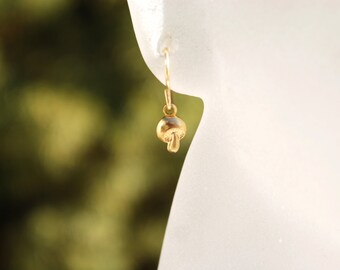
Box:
[157,105,187,153]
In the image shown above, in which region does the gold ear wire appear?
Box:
[163,48,172,111]
[156,48,187,153]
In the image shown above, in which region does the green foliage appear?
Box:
[0,1,203,270]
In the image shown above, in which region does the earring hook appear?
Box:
[163,48,172,111]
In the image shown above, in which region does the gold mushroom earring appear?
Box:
[156,48,187,153]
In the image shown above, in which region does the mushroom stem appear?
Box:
[167,132,180,153]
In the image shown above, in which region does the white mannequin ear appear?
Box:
[128,1,340,270]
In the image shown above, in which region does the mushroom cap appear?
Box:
[156,116,187,143]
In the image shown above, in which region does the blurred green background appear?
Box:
[0,1,203,270]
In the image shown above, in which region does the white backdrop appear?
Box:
[128,1,340,269]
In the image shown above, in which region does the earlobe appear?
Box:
[127,0,166,82]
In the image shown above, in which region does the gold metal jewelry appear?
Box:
[156,48,187,153]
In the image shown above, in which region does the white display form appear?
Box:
[128,1,340,269]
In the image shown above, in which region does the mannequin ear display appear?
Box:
[128,1,340,269]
